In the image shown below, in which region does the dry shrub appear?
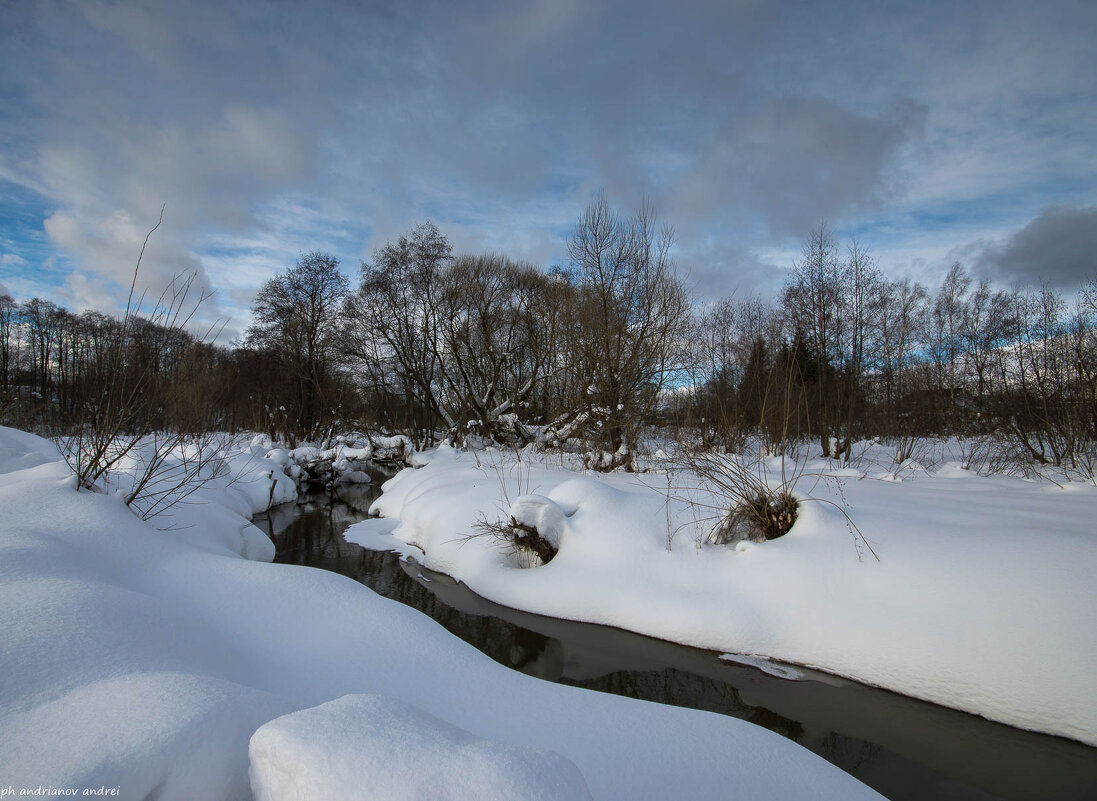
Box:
[712,486,798,544]
[669,446,878,560]
[675,450,802,545]
[472,515,558,566]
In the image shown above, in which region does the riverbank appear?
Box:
[260,485,1097,801]
[361,441,1097,748]
[0,426,880,800]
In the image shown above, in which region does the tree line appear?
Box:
[2,197,1095,472]
[684,224,1097,469]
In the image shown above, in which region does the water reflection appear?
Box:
[255,485,1097,801]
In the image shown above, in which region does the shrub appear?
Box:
[712,485,798,543]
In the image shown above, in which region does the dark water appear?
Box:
[255,481,1097,801]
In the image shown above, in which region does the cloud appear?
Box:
[973,205,1097,289]
[669,97,925,237]
[43,208,210,297]
[60,272,118,314]
[0,0,1095,317]
[675,236,790,303]
[1,254,27,267]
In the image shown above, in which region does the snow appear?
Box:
[369,441,1097,747]
[0,425,879,800]
[250,695,593,801]
[720,653,807,681]
[335,468,372,484]
[258,434,416,487]
[344,517,422,558]
[508,494,573,549]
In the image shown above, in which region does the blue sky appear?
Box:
[1,0,1095,342]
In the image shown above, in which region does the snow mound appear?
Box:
[0,446,55,475]
[249,694,593,801]
[2,672,288,801]
[336,468,372,484]
[509,494,572,549]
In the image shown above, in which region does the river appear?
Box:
[253,480,1097,801]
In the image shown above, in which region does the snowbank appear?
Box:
[267,433,416,486]
[369,443,1097,747]
[250,695,593,801]
[99,433,298,522]
[0,425,879,800]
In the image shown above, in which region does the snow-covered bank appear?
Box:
[256,432,417,488]
[250,695,595,801]
[364,443,1097,747]
[0,425,880,800]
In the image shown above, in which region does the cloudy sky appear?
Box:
[1,0,1095,341]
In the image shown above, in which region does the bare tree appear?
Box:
[434,254,562,443]
[343,222,453,445]
[0,294,16,394]
[1000,283,1093,468]
[874,278,927,413]
[688,296,785,451]
[929,262,972,426]
[57,208,226,521]
[246,251,349,441]
[783,224,881,459]
[554,194,690,469]
[20,297,60,400]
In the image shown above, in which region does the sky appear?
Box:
[1,0,1095,342]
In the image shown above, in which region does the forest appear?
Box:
[3,195,1095,477]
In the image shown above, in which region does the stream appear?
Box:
[253,479,1097,801]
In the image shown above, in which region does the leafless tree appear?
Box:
[929,262,971,423]
[0,294,16,394]
[783,224,882,459]
[56,208,227,521]
[551,194,690,469]
[871,277,928,416]
[343,222,453,445]
[246,251,349,442]
[435,254,563,443]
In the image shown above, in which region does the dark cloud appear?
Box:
[669,97,925,238]
[975,205,1097,288]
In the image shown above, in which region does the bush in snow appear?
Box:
[712,484,798,543]
[672,448,879,558]
[468,450,565,567]
[473,507,559,566]
[673,451,800,544]
[467,482,570,566]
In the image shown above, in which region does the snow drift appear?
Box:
[365,442,1097,747]
[0,426,880,800]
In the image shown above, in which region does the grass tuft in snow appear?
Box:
[472,514,559,566]
[682,451,801,544]
[668,445,878,559]
[713,485,798,543]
